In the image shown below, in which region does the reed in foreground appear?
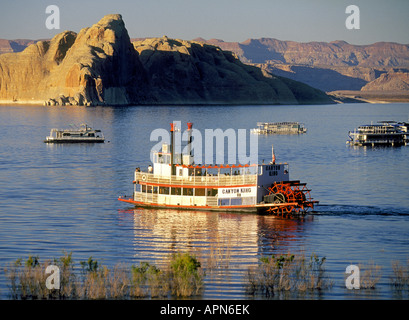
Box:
[4,252,203,299]
[358,261,382,289]
[168,252,203,297]
[246,253,332,298]
[391,259,409,289]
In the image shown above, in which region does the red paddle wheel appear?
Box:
[265,181,318,217]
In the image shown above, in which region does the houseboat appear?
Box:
[251,122,307,135]
[118,123,318,216]
[347,121,408,147]
[44,124,105,143]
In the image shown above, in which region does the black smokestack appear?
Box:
[170,123,175,175]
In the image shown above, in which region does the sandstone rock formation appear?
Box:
[197,38,409,67]
[0,14,147,106]
[0,14,333,106]
[132,36,331,105]
[361,70,409,92]
[194,38,409,93]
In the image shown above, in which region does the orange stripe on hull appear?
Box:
[117,197,299,213]
[118,197,259,212]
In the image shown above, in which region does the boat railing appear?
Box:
[357,126,400,134]
[134,191,220,206]
[206,197,218,206]
[134,192,158,203]
[135,171,257,187]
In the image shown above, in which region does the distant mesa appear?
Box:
[0,14,333,106]
[195,37,409,96]
[0,39,38,54]
[361,70,409,92]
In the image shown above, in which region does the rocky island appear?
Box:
[0,14,333,106]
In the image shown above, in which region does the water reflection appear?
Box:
[129,209,312,257]
[123,208,313,298]
[256,215,314,255]
[129,209,258,267]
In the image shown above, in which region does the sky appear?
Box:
[0,0,408,44]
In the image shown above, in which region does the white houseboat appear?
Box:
[44,124,105,143]
[118,123,318,216]
[251,122,307,135]
[347,121,408,147]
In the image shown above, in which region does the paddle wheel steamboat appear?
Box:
[118,123,318,216]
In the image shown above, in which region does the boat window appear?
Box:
[155,153,171,164]
[231,198,242,206]
[159,187,169,194]
[195,188,205,196]
[207,189,218,196]
[183,188,193,196]
[63,133,71,136]
[218,199,230,206]
[171,187,182,195]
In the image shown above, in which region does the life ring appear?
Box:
[141,175,147,181]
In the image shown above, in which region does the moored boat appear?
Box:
[118,122,318,216]
[251,122,307,134]
[44,124,105,143]
[347,121,408,147]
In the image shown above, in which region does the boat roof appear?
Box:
[174,163,258,169]
[359,121,406,127]
[50,123,101,131]
[377,120,397,124]
[359,123,396,127]
[256,121,303,125]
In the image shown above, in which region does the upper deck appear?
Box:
[136,122,289,196]
[135,166,258,188]
[355,125,400,134]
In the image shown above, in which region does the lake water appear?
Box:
[0,102,409,300]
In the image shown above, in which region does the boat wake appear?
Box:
[313,204,409,216]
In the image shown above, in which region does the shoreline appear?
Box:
[328,90,409,104]
[0,100,333,107]
[1,93,408,106]
[0,100,47,105]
